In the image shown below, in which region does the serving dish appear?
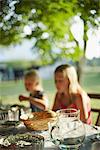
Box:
[0,133,44,150]
[22,110,57,131]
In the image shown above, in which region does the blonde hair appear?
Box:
[55,64,81,94]
[24,70,40,84]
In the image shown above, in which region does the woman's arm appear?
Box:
[75,93,89,123]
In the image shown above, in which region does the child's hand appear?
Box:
[19,95,29,101]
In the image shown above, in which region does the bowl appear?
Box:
[22,110,57,131]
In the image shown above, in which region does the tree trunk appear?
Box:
[76,19,87,83]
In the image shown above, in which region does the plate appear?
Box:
[0,121,20,129]
[0,133,44,150]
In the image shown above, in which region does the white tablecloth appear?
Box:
[0,123,100,150]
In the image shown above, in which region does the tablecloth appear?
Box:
[0,123,100,150]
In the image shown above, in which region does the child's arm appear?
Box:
[19,93,49,111]
[19,95,29,101]
[29,96,48,110]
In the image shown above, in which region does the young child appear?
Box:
[19,70,48,112]
[52,64,92,124]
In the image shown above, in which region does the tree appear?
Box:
[0,0,99,66]
[72,0,100,81]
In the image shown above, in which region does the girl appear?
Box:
[52,64,92,124]
[19,70,48,112]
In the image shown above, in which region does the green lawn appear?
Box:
[81,72,100,124]
[0,71,100,124]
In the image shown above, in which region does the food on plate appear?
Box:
[0,133,44,150]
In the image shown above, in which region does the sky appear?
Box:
[0,39,38,62]
[0,36,100,62]
[71,16,100,59]
[86,28,100,59]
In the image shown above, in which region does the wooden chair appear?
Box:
[88,93,100,126]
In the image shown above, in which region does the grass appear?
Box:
[81,72,100,124]
[0,71,100,124]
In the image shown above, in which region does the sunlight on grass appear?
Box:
[0,72,100,124]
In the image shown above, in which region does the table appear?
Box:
[41,124,100,150]
[0,123,100,150]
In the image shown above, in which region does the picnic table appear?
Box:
[0,104,100,149]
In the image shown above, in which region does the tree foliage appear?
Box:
[0,0,99,64]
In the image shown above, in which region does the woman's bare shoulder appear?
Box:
[72,93,82,100]
[73,92,84,106]
[74,91,90,106]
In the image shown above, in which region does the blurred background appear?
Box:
[0,0,100,124]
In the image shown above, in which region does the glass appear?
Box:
[20,107,32,120]
[20,107,32,115]
[0,110,9,121]
[8,108,19,121]
[91,141,100,150]
[49,108,85,150]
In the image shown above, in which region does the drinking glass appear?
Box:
[8,108,19,121]
[91,141,100,150]
[49,108,85,150]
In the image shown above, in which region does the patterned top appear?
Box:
[30,91,44,112]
